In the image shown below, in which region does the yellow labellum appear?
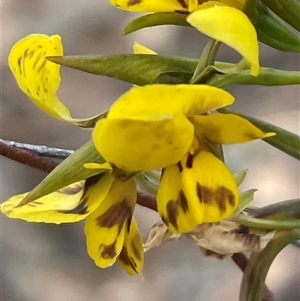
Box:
[188,6,260,76]
[93,115,194,172]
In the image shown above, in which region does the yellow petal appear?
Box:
[109,0,188,12]
[8,34,72,120]
[118,217,144,276]
[180,151,239,228]
[8,33,103,127]
[0,174,113,224]
[187,6,260,76]
[219,0,246,10]
[84,178,136,268]
[133,42,157,55]
[107,84,235,120]
[157,164,198,233]
[93,114,194,172]
[191,113,276,144]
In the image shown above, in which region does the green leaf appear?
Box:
[239,229,300,301]
[261,0,300,32]
[209,67,300,87]
[230,213,300,230]
[122,12,190,35]
[18,140,105,206]
[47,55,300,87]
[219,108,300,160]
[47,54,196,86]
[253,2,300,52]
[250,198,300,220]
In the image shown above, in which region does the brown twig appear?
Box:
[0,141,58,172]
[0,140,158,211]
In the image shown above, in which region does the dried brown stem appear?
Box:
[0,141,58,172]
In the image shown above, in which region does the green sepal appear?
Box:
[239,229,300,301]
[233,169,248,187]
[261,0,300,32]
[219,108,300,160]
[234,189,257,214]
[47,55,300,87]
[18,140,105,206]
[122,12,189,35]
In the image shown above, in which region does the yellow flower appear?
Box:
[111,0,259,75]
[0,173,144,275]
[8,33,102,127]
[92,84,274,233]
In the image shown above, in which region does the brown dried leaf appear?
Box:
[187,220,274,257]
[143,220,181,252]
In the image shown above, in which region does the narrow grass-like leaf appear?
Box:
[239,229,300,301]
[250,199,300,219]
[122,12,190,35]
[19,140,105,206]
[47,55,300,87]
[219,108,300,160]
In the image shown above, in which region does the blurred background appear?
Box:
[1,1,299,300]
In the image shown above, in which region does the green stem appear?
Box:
[230,213,300,230]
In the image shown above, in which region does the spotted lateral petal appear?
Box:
[191,113,276,144]
[110,0,189,12]
[93,114,194,172]
[8,34,103,127]
[157,164,198,233]
[84,178,136,268]
[0,174,113,223]
[180,151,238,231]
[107,84,234,120]
[158,150,239,233]
[188,5,259,76]
[118,217,144,275]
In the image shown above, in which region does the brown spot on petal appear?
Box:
[100,242,117,259]
[177,162,183,172]
[196,183,235,212]
[178,190,188,213]
[177,0,188,9]
[186,153,194,168]
[166,201,179,230]
[96,199,132,232]
[118,247,138,272]
[128,0,141,6]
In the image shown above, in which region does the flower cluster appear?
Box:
[2,0,287,277]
